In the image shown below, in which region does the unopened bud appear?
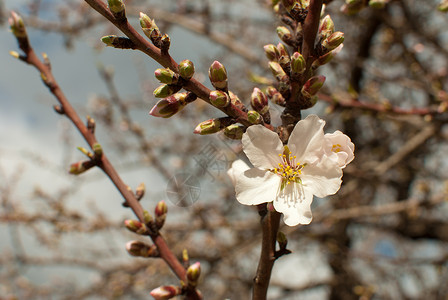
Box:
[290,52,306,75]
[182,249,189,265]
[224,124,244,140]
[143,210,153,224]
[341,0,365,15]
[277,43,289,58]
[438,0,448,12]
[135,182,145,200]
[101,35,135,49]
[150,93,187,118]
[269,62,288,82]
[319,15,334,40]
[69,161,91,175]
[160,34,171,52]
[92,143,103,157]
[277,231,288,248]
[77,146,93,159]
[187,262,201,287]
[178,59,195,80]
[247,111,263,124]
[154,68,178,84]
[108,0,125,14]
[126,240,159,257]
[209,90,230,108]
[87,115,96,133]
[140,12,160,42]
[251,88,269,114]
[53,104,64,115]
[209,60,228,90]
[263,44,280,61]
[276,26,292,43]
[301,75,326,98]
[153,84,179,98]
[369,0,389,9]
[150,286,182,300]
[322,32,344,51]
[194,118,221,135]
[155,201,167,229]
[9,50,20,59]
[229,91,246,111]
[9,11,27,38]
[124,219,148,235]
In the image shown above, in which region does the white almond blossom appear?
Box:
[227,114,354,226]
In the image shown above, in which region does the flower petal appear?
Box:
[288,114,326,161]
[273,183,314,226]
[302,159,342,198]
[242,125,283,169]
[235,168,279,205]
[324,130,355,168]
[227,159,250,186]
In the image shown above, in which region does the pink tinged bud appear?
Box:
[312,51,334,69]
[251,88,269,114]
[150,286,182,300]
[124,219,148,235]
[223,124,244,140]
[208,61,228,90]
[187,262,201,287]
[69,161,87,175]
[194,119,222,135]
[153,84,179,98]
[301,75,326,98]
[229,91,245,110]
[155,201,167,229]
[108,0,125,14]
[276,26,292,43]
[247,111,263,124]
[319,15,335,40]
[126,240,159,257]
[209,90,230,108]
[154,68,178,84]
[178,59,195,80]
[135,182,145,200]
[149,93,187,118]
[277,43,289,57]
[269,62,288,82]
[322,32,344,51]
[263,44,280,61]
[290,52,306,75]
[9,11,27,38]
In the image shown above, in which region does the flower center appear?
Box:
[270,145,306,190]
[332,143,342,153]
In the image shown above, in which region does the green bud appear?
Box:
[209,60,228,90]
[108,0,125,14]
[92,143,103,157]
[341,0,365,15]
[224,124,244,140]
[209,90,230,108]
[322,31,344,51]
[319,15,334,40]
[101,35,135,49]
[186,262,201,287]
[438,0,448,12]
[154,68,178,84]
[290,52,306,75]
[277,43,289,58]
[276,26,292,43]
[269,61,288,82]
[124,219,148,235]
[301,75,326,98]
[9,11,27,38]
[277,231,288,248]
[143,210,153,224]
[251,87,269,114]
[178,59,195,79]
[140,12,160,41]
[69,161,87,175]
[247,111,263,124]
[149,93,187,118]
[229,91,245,110]
[368,0,388,9]
[153,84,178,98]
[194,118,221,135]
[266,87,286,106]
[263,44,280,61]
[126,240,159,258]
[155,201,167,229]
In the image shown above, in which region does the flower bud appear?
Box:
[341,0,365,15]
[124,219,148,235]
[224,124,244,140]
[319,15,334,40]
[263,44,280,61]
[150,286,182,300]
[140,12,159,38]
[209,90,230,108]
[290,52,306,75]
[143,210,153,224]
[160,34,171,52]
[251,88,269,114]
[322,32,344,51]
[135,182,145,201]
[266,87,286,106]
[182,249,190,265]
[153,84,179,98]
[277,43,289,58]
[229,91,246,111]
[69,161,88,175]
[247,111,263,124]
[150,92,187,118]
[154,68,178,84]
[108,0,125,14]
[126,240,159,257]
[92,143,103,157]
[155,201,167,229]
[277,231,288,249]
[208,60,228,90]
[269,62,288,82]
[301,75,326,98]
[194,119,221,135]
[77,146,93,159]
[187,262,201,287]
[87,115,96,133]
[438,0,448,12]
[101,35,135,49]
[178,59,195,79]
[9,11,27,38]
[369,0,389,9]
[276,26,292,43]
